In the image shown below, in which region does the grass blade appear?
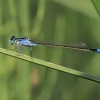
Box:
[0,47,100,83]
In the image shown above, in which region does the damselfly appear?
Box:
[9,36,100,57]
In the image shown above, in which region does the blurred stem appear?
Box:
[20,62,31,100]
[0,81,8,100]
[31,0,46,37]
[18,0,30,36]
[8,0,19,35]
[91,0,100,17]
[0,0,2,26]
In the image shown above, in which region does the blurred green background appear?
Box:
[0,0,100,100]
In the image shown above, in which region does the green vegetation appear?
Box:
[0,0,100,100]
[91,0,100,16]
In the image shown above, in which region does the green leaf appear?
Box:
[91,0,100,17]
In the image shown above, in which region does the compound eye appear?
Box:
[9,40,14,45]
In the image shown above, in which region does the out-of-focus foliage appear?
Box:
[0,0,100,100]
[91,0,100,17]
[53,0,100,19]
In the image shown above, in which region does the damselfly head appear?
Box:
[9,36,16,45]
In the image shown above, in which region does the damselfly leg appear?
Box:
[29,47,33,58]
